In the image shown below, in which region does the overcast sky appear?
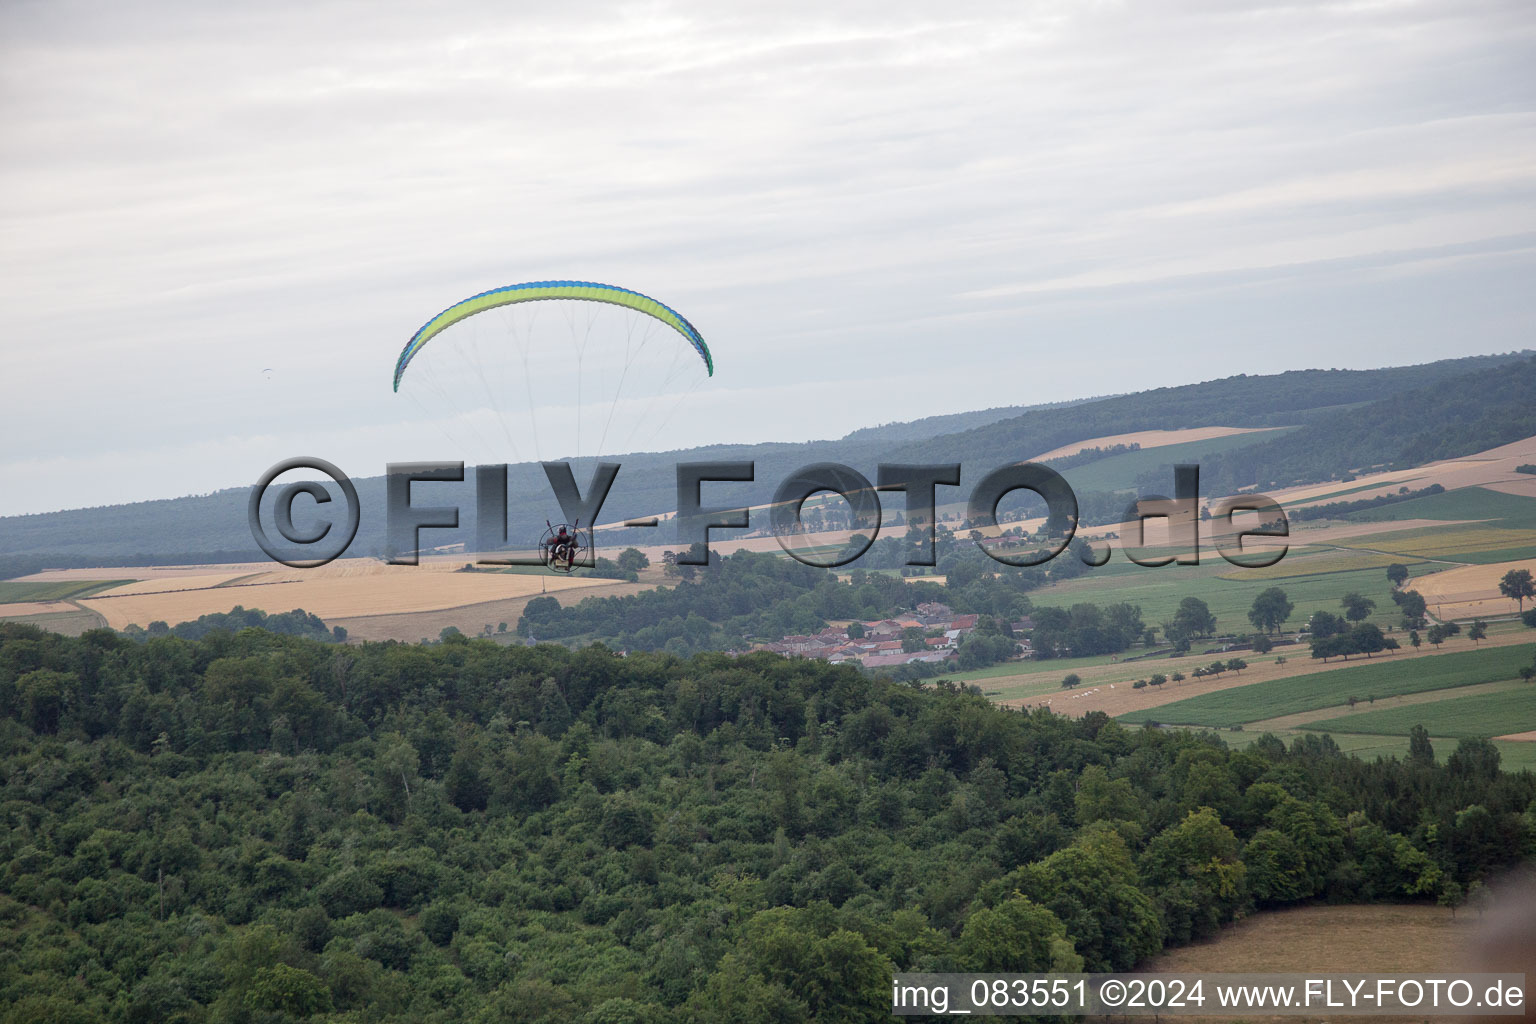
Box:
[2,0,1533,515]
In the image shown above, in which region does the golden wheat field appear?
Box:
[0,600,82,617]
[78,560,614,630]
[1028,425,1276,462]
[1410,556,1536,619]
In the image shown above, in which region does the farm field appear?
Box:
[1263,433,1536,510]
[1310,687,1536,740]
[1125,903,1503,1024]
[1343,525,1536,561]
[1029,558,1405,636]
[1212,546,1431,581]
[0,606,108,636]
[1056,428,1294,493]
[987,626,1531,717]
[1139,903,1470,975]
[1347,484,1536,529]
[1242,679,1526,732]
[1117,644,1536,727]
[0,579,131,602]
[1408,556,1536,620]
[73,560,630,632]
[1028,425,1279,462]
[328,578,657,642]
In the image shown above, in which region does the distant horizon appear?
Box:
[1,348,1527,521]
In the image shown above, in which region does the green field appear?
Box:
[1427,544,1536,565]
[0,579,129,602]
[1310,687,1536,739]
[0,608,108,635]
[1119,644,1536,727]
[1036,559,1404,636]
[1344,525,1536,561]
[1059,429,1293,493]
[1215,546,1426,581]
[1348,486,1536,529]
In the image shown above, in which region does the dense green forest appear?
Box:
[2,623,1533,1023]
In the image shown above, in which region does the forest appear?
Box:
[2,622,1533,1023]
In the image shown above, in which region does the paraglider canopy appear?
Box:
[391,280,714,465]
[394,280,711,392]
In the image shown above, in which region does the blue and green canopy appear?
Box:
[395,281,712,390]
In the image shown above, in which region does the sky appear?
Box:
[1,0,1534,515]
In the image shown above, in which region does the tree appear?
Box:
[1439,879,1465,917]
[1393,588,1428,629]
[1427,625,1446,649]
[1341,592,1375,623]
[617,547,650,573]
[1386,563,1409,588]
[1468,619,1487,646]
[246,963,332,1016]
[1248,588,1293,635]
[1310,634,1357,662]
[1061,673,1081,690]
[846,621,865,640]
[1172,597,1217,639]
[1243,828,1310,904]
[1309,610,1346,638]
[1409,629,1421,650]
[1251,633,1273,655]
[1350,622,1386,657]
[1141,809,1246,942]
[1499,568,1535,611]
[959,895,1076,972]
[1075,766,1144,828]
[1408,724,1435,764]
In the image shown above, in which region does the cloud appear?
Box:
[0,0,1533,514]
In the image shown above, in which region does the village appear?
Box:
[752,600,1034,668]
